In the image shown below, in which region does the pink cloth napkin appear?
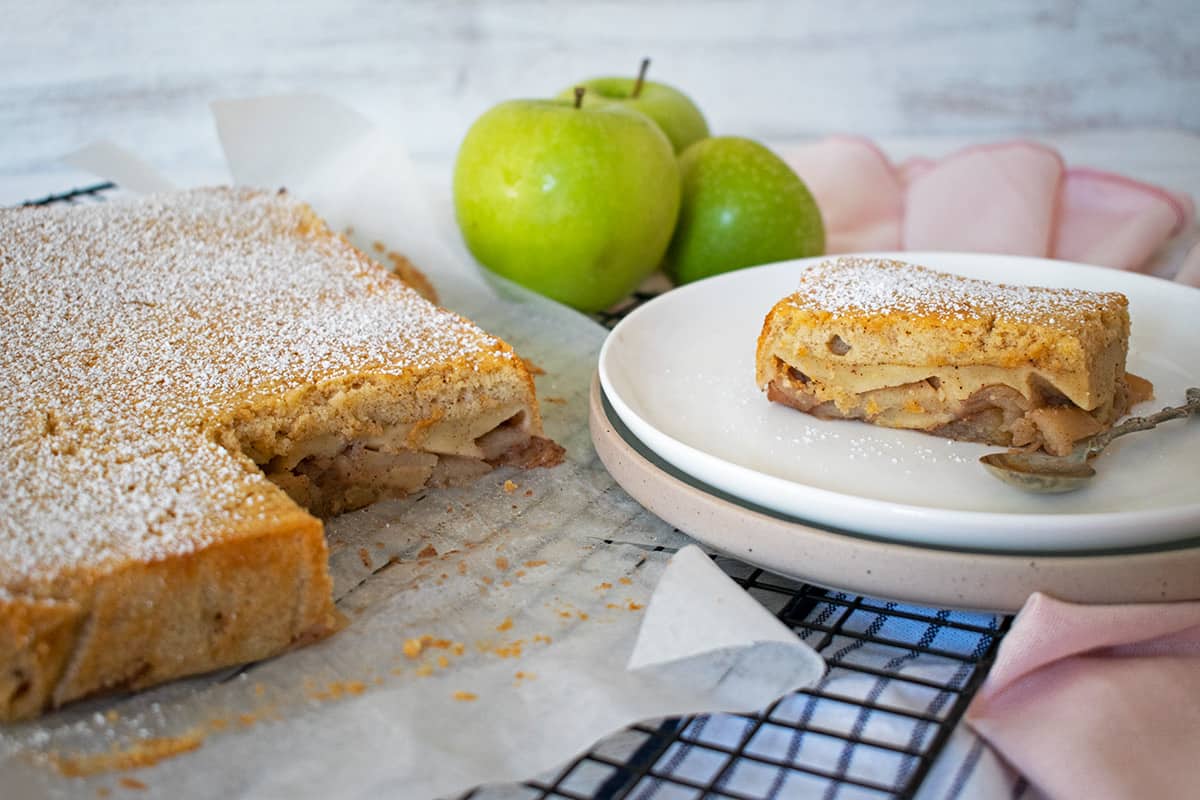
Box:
[965,593,1200,800]
[779,136,1198,285]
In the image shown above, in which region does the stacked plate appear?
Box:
[591,253,1200,612]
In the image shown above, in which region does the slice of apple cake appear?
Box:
[755,256,1151,455]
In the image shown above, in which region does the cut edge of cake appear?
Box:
[0,187,563,720]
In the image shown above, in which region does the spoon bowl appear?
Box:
[980,450,1095,493]
[979,387,1200,493]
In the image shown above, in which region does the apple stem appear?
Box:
[573,86,585,109]
[632,57,650,98]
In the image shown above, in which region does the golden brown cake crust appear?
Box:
[0,188,547,719]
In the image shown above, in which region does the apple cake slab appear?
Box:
[0,187,560,720]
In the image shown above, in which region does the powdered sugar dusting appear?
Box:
[789,256,1118,325]
[0,188,510,588]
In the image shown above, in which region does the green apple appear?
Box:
[453,94,680,312]
[558,59,709,154]
[665,136,825,285]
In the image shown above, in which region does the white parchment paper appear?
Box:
[0,95,822,800]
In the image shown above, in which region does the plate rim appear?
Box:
[590,374,1200,612]
[598,251,1200,552]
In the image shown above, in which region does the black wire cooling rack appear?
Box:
[24,183,1013,800]
[480,570,1010,800]
[21,181,115,206]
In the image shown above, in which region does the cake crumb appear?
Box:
[452,691,478,702]
[533,634,552,644]
[403,638,424,659]
[457,561,467,575]
[436,655,449,669]
[524,489,533,497]
[372,240,386,253]
[524,560,547,568]
[418,544,439,559]
[496,617,513,632]
[384,251,438,302]
[542,396,566,404]
[495,556,510,571]
[503,479,518,493]
[492,640,525,658]
[619,577,632,586]
[627,600,644,611]
[520,357,545,375]
[415,664,434,677]
[119,777,147,791]
[358,547,371,569]
[50,730,205,777]
[597,582,612,591]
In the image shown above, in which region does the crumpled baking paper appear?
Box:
[0,94,823,800]
[629,545,825,697]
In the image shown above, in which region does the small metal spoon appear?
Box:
[980,387,1200,493]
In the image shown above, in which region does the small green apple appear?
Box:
[558,59,709,154]
[453,92,680,312]
[665,136,825,285]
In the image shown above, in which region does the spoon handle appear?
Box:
[1086,387,1200,457]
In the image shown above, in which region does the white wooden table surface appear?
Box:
[2,0,1198,203]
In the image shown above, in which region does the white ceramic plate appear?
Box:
[598,252,1200,552]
